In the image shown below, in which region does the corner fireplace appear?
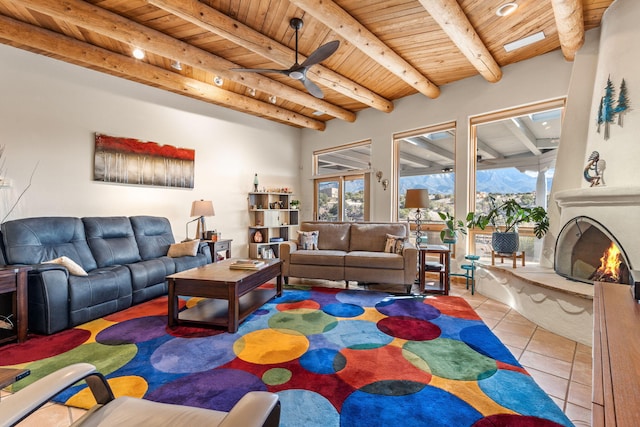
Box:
[554,186,640,285]
[555,216,630,284]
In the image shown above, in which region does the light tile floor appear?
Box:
[2,279,592,426]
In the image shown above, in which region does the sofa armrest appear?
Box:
[27,267,72,335]
[402,243,418,285]
[31,263,71,277]
[279,241,297,277]
[219,391,280,427]
[197,241,212,263]
[0,363,111,427]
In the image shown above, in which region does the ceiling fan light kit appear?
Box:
[496,2,518,17]
[231,18,339,99]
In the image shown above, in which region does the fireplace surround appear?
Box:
[555,216,630,284]
[554,186,640,284]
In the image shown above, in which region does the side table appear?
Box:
[0,266,31,344]
[207,239,232,263]
[418,245,450,295]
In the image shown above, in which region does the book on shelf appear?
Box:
[229,259,265,270]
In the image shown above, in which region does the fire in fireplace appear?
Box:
[555,216,630,285]
[590,242,623,282]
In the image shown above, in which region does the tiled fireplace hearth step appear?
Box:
[476,263,593,347]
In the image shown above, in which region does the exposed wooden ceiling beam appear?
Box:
[289,0,440,99]
[15,0,355,123]
[417,0,502,83]
[551,0,585,61]
[0,15,325,130]
[147,0,394,113]
[505,118,542,156]
[405,136,454,161]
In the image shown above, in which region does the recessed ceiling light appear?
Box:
[247,88,256,97]
[269,95,277,104]
[496,2,518,17]
[504,31,546,52]
[213,76,224,86]
[132,48,145,60]
[312,111,324,116]
[170,61,182,71]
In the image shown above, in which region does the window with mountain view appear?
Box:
[470,99,565,261]
[314,141,370,222]
[395,122,456,244]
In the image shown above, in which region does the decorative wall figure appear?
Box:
[615,78,630,126]
[596,76,631,139]
[597,76,616,140]
[94,134,195,188]
[584,151,606,187]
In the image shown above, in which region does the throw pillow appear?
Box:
[298,230,319,250]
[43,256,88,276]
[384,234,407,254]
[167,240,199,257]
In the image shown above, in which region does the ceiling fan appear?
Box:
[232,18,339,99]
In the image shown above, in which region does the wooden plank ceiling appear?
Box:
[0,0,612,131]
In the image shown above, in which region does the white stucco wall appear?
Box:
[585,0,640,185]
[0,44,301,256]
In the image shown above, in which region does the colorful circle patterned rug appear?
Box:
[3,287,573,427]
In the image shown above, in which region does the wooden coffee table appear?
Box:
[167,258,282,333]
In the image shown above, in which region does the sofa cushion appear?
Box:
[167,240,199,257]
[1,217,98,272]
[130,216,175,260]
[83,217,142,268]
[290,250,346,267]
[68,265,133,326]
[43,256,88,276]
[301,222,350,251]
[127,257,175,304]
[298,231,319,250]
[384,234,407,254]
[349,223,409,252]
[345,251,405,269]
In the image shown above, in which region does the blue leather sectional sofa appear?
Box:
[0,216,211,335]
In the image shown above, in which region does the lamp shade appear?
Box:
[191,200,215,217]
[404,189,429,209]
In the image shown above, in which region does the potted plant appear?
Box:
[468,197,549,253]
[290,199,300,209]
[437,211,474,244]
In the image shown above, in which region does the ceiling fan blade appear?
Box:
[302,77,325,99]
[231,67,288,74]
[300,40,340,68]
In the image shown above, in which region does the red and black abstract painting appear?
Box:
[93,133,195,188]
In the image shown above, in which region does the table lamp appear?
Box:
[188,200,215,240]
[405,189,429,247]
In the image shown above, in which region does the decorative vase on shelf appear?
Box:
[253,173,259,192]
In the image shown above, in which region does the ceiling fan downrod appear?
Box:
[289,18,304,79]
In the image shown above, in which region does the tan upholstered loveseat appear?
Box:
[280,221,417,286]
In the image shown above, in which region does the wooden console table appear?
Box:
[0,266,31,344]
[592,281,640,426]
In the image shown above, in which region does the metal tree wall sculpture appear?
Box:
[596,76,631,140]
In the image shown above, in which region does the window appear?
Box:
[469,99,565,261]
[314,141,370,222]
[394,122,456,243]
